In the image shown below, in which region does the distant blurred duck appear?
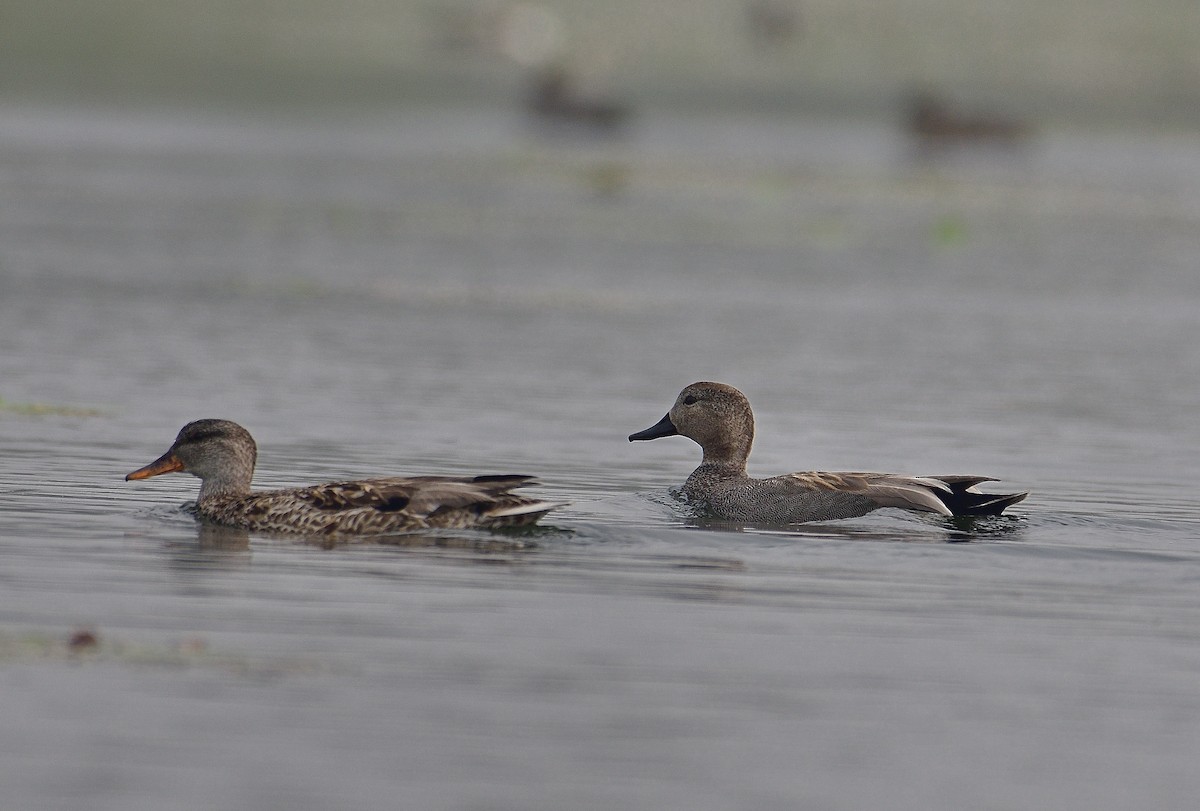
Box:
[630,382,1026,524]
[907,92,1030,146]
[126,420,561,537]
[527,64,631,132]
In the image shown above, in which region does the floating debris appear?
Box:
[68,628,100,652]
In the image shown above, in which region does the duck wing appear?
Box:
[297,475,537,515]
[781,472,956,517]
[290,474,560,529]
[705,471,950,523]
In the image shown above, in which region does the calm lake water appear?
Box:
[1,103,1199,810]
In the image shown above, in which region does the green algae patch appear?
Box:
[0,627,343,681]
[0,398,106,417]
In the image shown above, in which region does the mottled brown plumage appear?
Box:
[126,420,561,537]
[629,382,1026,524]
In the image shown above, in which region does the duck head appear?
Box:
[629,382,755,468]
[127,419,257,499]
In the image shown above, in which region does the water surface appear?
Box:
[1,104,1199,810]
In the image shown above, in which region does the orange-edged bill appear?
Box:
[126,451,185,481]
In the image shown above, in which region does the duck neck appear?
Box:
[197,474,252,503]
[699,435,752,476]
[684,454,748,501]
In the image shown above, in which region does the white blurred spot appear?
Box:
[498,4,566,68]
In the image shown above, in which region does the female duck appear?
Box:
[127,419,560,537]
[629,382,1025,524]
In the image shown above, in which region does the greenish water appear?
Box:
[2,0,1198,124]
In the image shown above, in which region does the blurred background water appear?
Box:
[2,3,1200,810]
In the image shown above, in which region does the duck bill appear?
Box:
[126,450,185,480]
[628,413,679,442]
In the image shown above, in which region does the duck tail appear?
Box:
[483,500,566,527]
[925,475,1027,516]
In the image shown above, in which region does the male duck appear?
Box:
[629,382,1026,523]
[127,419,560,537]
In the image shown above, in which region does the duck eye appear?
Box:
[683,395,698,405]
